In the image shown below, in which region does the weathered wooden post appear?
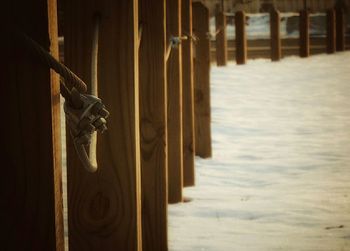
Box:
[182,0,196,187]
[215,7,227,66]
[64,0,142,250]
[193,2,212,158]
[299,9,310,57]
[139,0,168,250]
[235,11,247,65]
[167,0,183,204]
[1,0,64,250]
[335,6,345,51]
[327,9,336,54]
[270,7,282,61]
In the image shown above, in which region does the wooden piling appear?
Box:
[299,10,310,57]
[215,10,227,66]
[193,2,212,158]
[235,11,247,65]
[1,0,64,250]
[139,0,168,250]
[326,9,336,54]
[335,6,345,51]
[64,1,142,250]
[167,0,183,204]
[270,8,281,61]
[182,0,196,187]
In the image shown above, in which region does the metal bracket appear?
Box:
[64,88,109,172]
[170,35,188,48]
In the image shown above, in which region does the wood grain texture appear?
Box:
[182,0,196,187]
[64,0,142,250]
[48,0,65,250]
[167,0,183,204]
[270,8,281,61]
[235,11,247,65]
[215,11,227,66]
[299,10,310,58]
[0,0,64,250]
[139,0,168,250]
[326,9,336,54]
[193,2,212,159]
[335,7,345,51]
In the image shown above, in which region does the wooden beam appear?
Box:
[193,2,212,159]
[64,1,142,250]
[270,8,282,61]
[235,11,247,65]
[182,0,196,187]
[299,10,310,57]
[1,0,64,250]
[215,11,227,66]
[326,9,336,54]
[167,0,183,204]
[139,0,168,250]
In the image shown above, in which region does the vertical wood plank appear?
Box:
[299,10,310,57]
[64,0,142,250]
[48,0,65,250]
[0,0,64,250]
[215,11,227,66]
[139,0,168,250]
[167,0,183,204]
[327,9,336,54]
[193,2,212,159]
[235,11,247,65]
[182,0,196,187]
[335,6,345,51]
[270,8,282,61]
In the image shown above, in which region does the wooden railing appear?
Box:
[213,6,349,65]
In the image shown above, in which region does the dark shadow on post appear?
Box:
[327,9,336,54]
[335,6,345,51]
[235,11,247,65]
[270,7,281,61]
[299,10,310,58]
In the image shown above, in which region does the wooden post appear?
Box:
[235,11,247,65]
[215,10,227,66]
[182,0,196,187]
[167,0,183,204]
[327,9,336,54]
[270,8,281,61]
[1,0,64,250]
[139,0,168,250]
[64,1,142,250]
[193,2,212,158]
[335,6,345,51]
[299,10,310,57]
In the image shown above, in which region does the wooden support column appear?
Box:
[327,9,336,54]
[270,8,281,61]
[1,0,64,250]
[167,0,183,204]
[193,2,212,159]
[139,0,168,250]
[299,10,309,57]
[335,6,345,51]
[64,1,142,250]
[215,10,227,66]
[182,0,196,187]
[235,11,247,65]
